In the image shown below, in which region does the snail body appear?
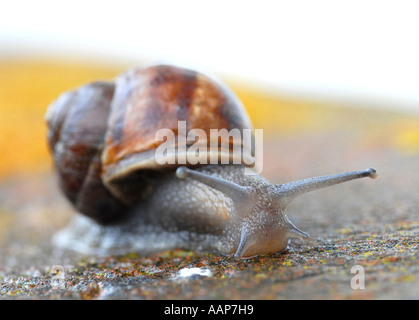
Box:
[47,64,377,259]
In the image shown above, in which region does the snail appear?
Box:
[46,63,377,259]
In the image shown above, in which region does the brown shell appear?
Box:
[46,64,253,223]
[46,82,129,223]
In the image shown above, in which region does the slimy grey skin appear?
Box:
[54,164,377,259]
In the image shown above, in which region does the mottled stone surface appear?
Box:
[0,108,418,300]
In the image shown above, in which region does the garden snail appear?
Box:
[46,63,377,259]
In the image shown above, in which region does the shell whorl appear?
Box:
[46,81,131,223]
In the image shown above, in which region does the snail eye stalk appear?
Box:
[176,166,253,213]
[272,168,377,209]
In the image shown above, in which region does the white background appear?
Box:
[1,0,418,113]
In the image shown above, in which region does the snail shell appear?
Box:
[46,64,252,224]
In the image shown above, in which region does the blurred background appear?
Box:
[0,0,418,179]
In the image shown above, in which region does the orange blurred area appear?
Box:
[0,59,122,178]
[0,58,418,179]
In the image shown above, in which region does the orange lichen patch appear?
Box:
[392,119,419,154]
[0,59,123,178]
[230,83,337,135]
